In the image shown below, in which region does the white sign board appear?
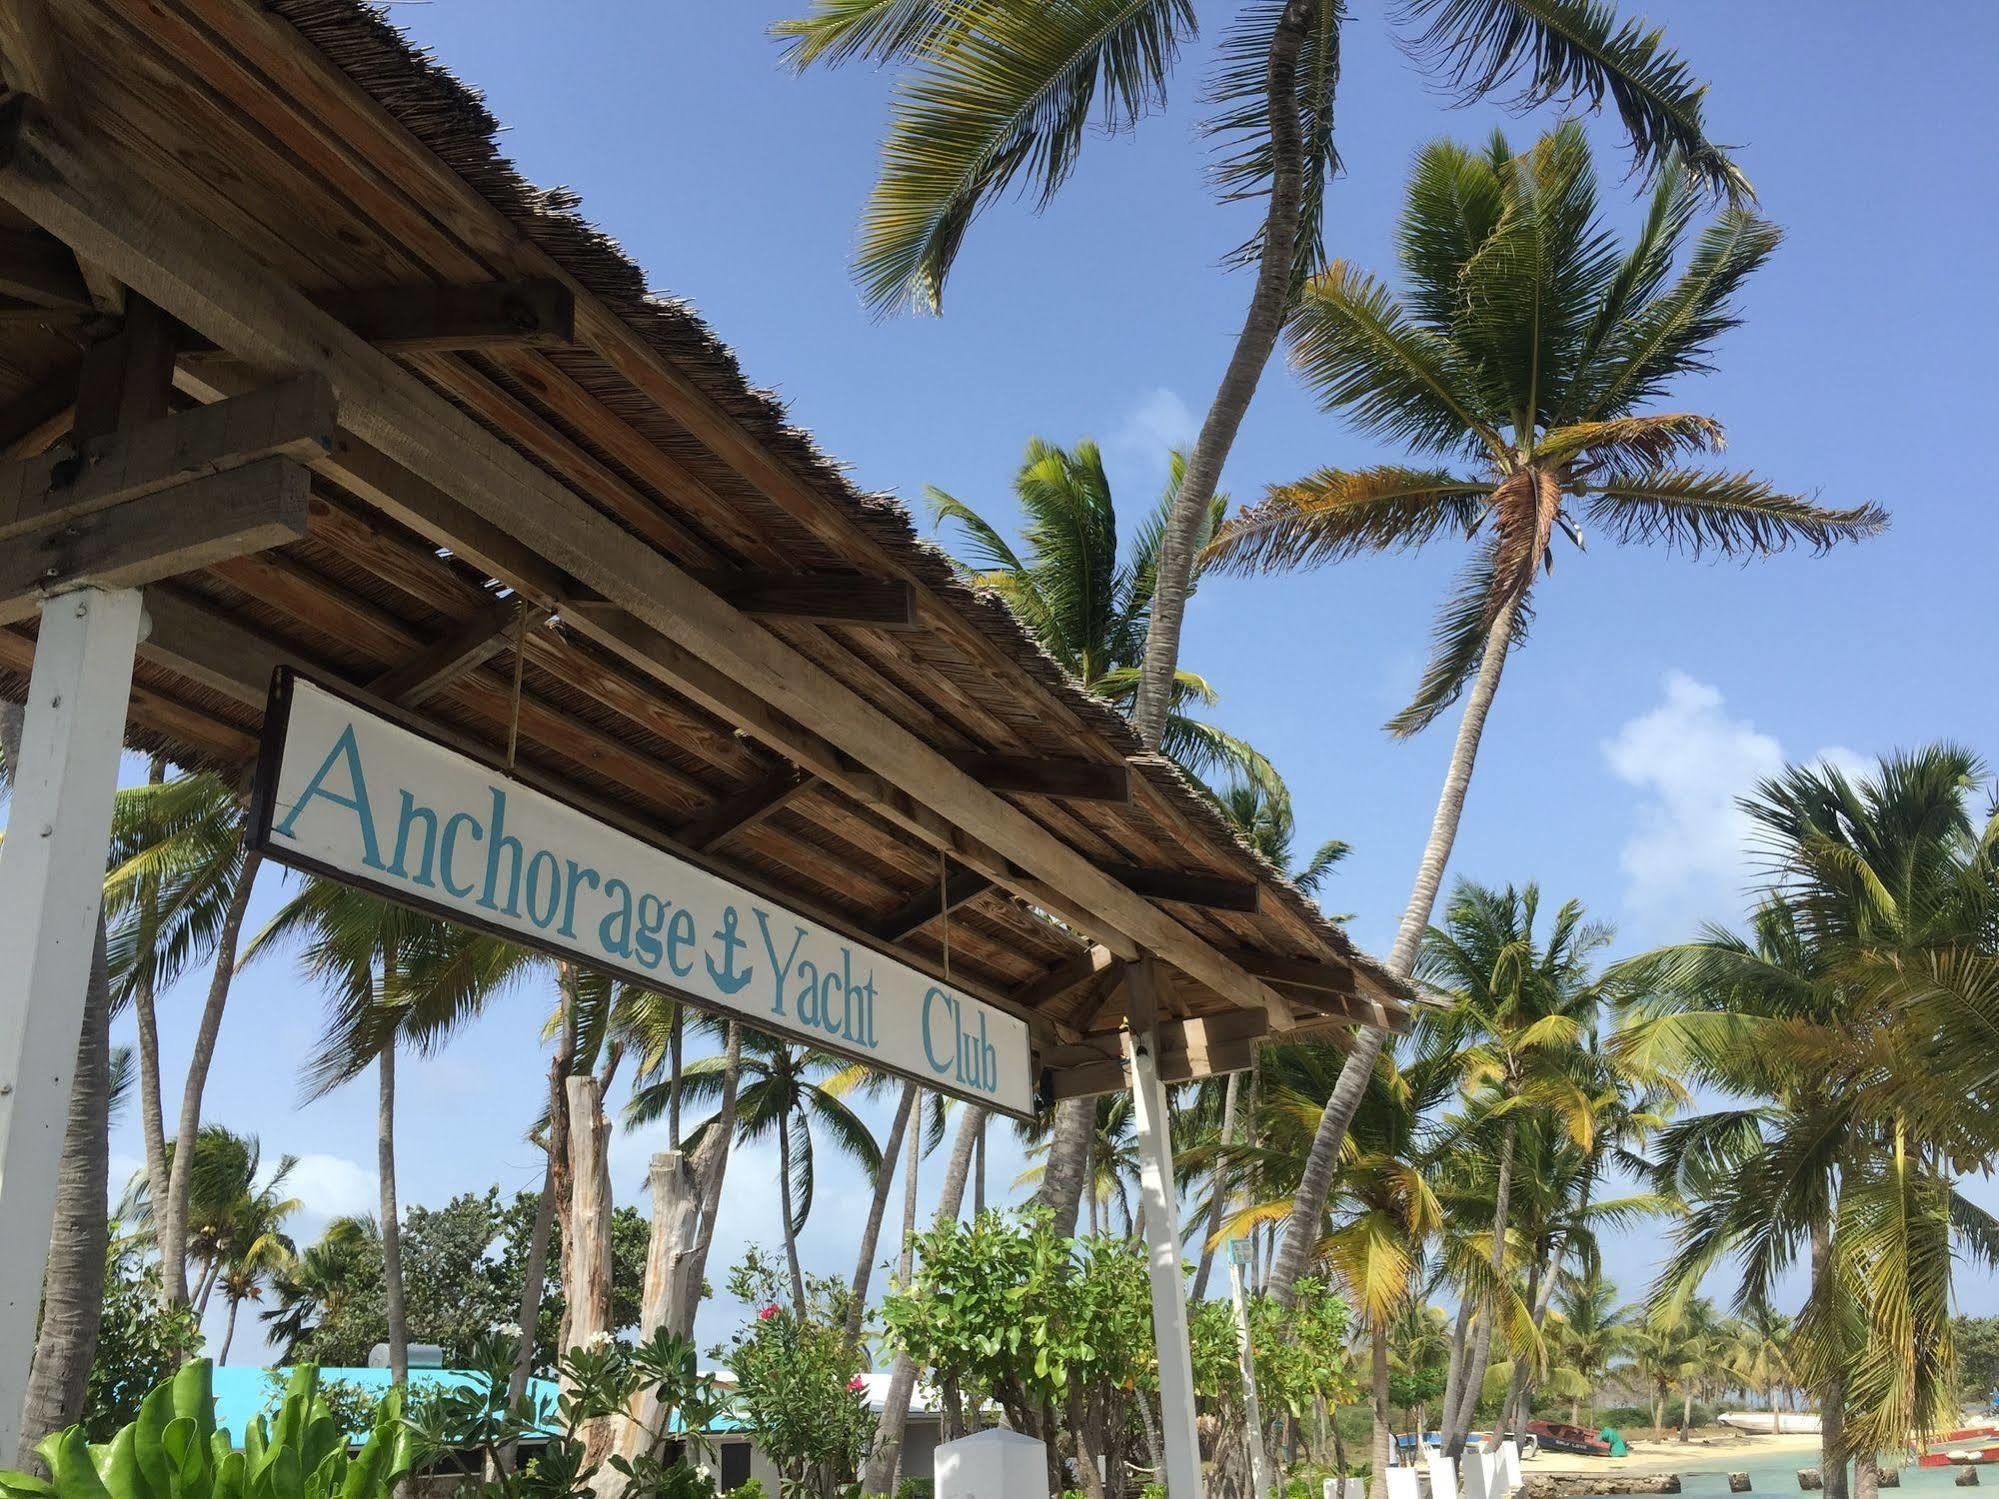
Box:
[248,673,1036,1116]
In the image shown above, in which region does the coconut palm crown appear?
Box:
[1205,122,1886,738]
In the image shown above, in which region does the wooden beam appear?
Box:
[1101,863,1260,914]
[138,585,312,708]
[179,278,576,355]
[364,595,525,706]
[0,226,88,308]
[0,373,335,540]
[946,751,1129,804]
[674,764,815,853]
[690,570,918,631]
[0,375,73,458]
[0,94,1296,1017]
[1009,945,1119,1012]
[0,456,311,626]
[1228,949,1355,993]
[73,295,175,440]
[1041,1007,1271,1099]
[871,860,995,944]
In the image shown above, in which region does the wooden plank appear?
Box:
[692,569,917,631]
[0,95,1294,1020]
[0,456,311,626]
[1228,948,1355,993]
[0,373,335,539]
[364,595,524,706]
[0,227,88,308]
[871,860,995,944]
[139,584,312,708]
[1101,863,1260,914]
[674,764,814,852]
[1040,1006,1269,1099]
[73,296,175,441]
[0,376,73,458]
[178,278,576,354]
[946,751,1129,804]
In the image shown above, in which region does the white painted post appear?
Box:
[1427,1449,1459,1499]
[0,586,146,1459]
[1386,1468,1422,1499]
[1496,1440,1522,1495]
[1228,1240,1271,1499]
[1127,1022,1204,1499]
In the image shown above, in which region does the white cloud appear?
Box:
[1602,672,1862,941]
[1109,387,1197,473]
[287,1153,377,1234]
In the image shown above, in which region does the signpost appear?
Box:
[247,671,1037,1117]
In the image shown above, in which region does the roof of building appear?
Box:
[0,0,1410,1098]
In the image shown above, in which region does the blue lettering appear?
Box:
[750,909,803,1014]
[599,877,635,958]
[558,860,599,939]
[665,908,696,977]
[796,959,821,1026]
[386,792,437,887]
[921,988,955,1076]
[440,811,482,898]
[274,723,383,870]
[477,786,524,916]
[524,850,561,930]
[635,893,667,969]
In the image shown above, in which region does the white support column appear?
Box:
[1127,1017,1204,1499]
[0,586,146,1459]
[1228,1241,1271,1499]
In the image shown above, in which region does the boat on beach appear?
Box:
[1526,1420,1614,1457]
[1717,1412,1824,1434]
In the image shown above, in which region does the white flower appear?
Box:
[494,1323,523,1339]
[583,1329,614,1351]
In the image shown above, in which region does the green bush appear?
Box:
[0,1362,419,1499]
[893,1481,934,1499]
[723,1483,768,1499]
[1598,1406,1650,1428]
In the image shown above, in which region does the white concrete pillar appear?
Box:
[1387,1468,1423,1499]
[1496,1439,1522,1495]
[0,587,146,1458]
[1464,1450,1500,1499]
[935,1428,1050,1498]
[1127,1023,1203,1499]
[1228,1241,1270,1499]
[1428,1450,1459,1499]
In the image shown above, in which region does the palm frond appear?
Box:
[773,0,961,68]
[1201,466,1488,575]
[1583,469,1887,557]
[1385,539,1532,738]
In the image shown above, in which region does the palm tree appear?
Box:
[99,768,260,1310]
[634,1027,882,1309]
[262,1215,377,1361]
[244,879,522,1384]
[1204,122,1884,1313]
[1548,1268,1634,1428]
[1621,750,1999,1485]
[210,1162,302,1363]
[778,0,1741,779]
[931,439,1282,796]
[932,436,1289,1238]
[1214,777,1348,903]
[1630,1308,1701,1435]
[1414,880,1614,1453]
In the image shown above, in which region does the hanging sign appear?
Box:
[247,671,1037,1116]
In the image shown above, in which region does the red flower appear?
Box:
[758,1305,779,1322]
[847,1375,868,1392]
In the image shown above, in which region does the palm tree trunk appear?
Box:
[218,1294,241,1364]
[1270,593,1524,1310]
[1192,1071,1241,1301]
[864,1104,987,1495]
[667,1006,684,1149]
[1812,1221,1848,1499]
[973,1112,986,1216]
[1681,1388,1693,1441]
[1439,1294,1475,1454]
[132,756,172,1255]
[846,1082,917,1346]
[675,1022,743,1337]
[158,846,260,1308]
[14,923,112,1465]
[1130,0,1319,748]
[776,1106,808,1309]
[378,1042,409,1384]
[1034,1094,1094,1238]
[1370,1320,1393,1499]
[1446,1117,1519,1455]
[898,1088,922,1285]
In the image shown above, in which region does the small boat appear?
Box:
[1918,1447,1999,1469]
[1718,1411,1823,1434]
[1525,1420,1613,1457]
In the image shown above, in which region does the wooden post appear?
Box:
[0,585,146,1459]
[1124,959,1204,1499]
[612,1151,701,1471]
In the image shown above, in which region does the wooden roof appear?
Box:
[0,0,1409,1098]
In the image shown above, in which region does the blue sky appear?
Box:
[58,1,1999,1361]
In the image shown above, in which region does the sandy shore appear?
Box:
[1530,1430,1825,1476]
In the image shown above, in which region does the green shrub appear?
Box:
[0,1362,419,1499]
[724,1483,769,1499]
[894,1481,934,1499]
[1598,1406,1650,1428]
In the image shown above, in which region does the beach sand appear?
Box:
[1529,1430,1826,1476]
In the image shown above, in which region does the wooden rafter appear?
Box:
[944,751,1129,804]
[673,764,815,853]
[180,278,576,356]
[364,595,527,707]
